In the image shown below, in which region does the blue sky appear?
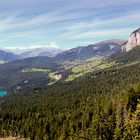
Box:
[0,0,140,50]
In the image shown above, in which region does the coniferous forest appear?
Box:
[1,49,140,139]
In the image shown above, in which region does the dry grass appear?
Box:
[0,137,26,140]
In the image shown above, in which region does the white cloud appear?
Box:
[72,28,133,40]
[52,10,140,41]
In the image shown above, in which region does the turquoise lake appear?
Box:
[0,90,8,96]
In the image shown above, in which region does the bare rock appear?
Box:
[123,28,140,52]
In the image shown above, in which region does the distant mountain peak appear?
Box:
[122,28,140,52]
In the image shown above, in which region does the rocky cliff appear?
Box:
[122,28,140,52]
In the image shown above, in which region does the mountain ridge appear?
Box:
[19,47,62,58]
[55,39,125,61]
[0,39,125,63]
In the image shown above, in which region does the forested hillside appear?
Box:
[0,56,64,90]
[1,52,140,139]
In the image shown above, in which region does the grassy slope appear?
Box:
[21,68,50,73]
[65,57,117,81]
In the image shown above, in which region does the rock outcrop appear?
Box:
[122,28,140,52]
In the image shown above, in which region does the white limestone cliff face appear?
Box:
[122,28,140,52]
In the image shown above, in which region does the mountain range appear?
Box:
[19,47,62,58]
[0,39,125,63]
[0,28,139,91]
[55,39,124,61]
[0,47,62,62]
